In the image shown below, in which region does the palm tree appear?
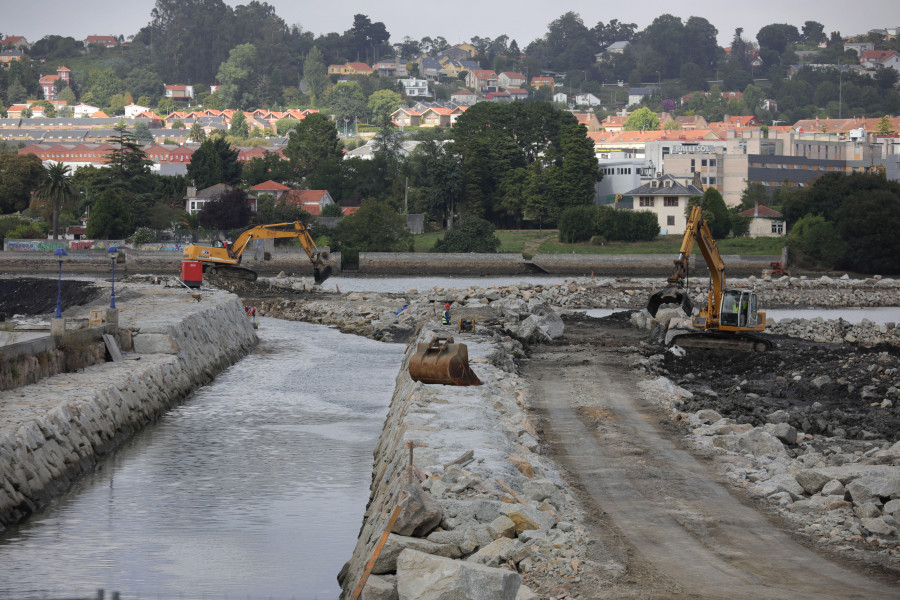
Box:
[33,163,77,240]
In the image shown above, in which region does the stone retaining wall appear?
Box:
[0,294,257,529]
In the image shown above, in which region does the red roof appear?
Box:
[251,180,291,191]
[739,205,783,218]
[859,50,900,62]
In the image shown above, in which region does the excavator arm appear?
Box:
[648,205,727,324]
[229,222,323,265]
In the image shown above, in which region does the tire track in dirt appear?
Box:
[523,317,897,599]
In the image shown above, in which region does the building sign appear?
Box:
[671,144,716,154]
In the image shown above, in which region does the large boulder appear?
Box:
[396,549,521,600]
[393,480,443,537]
[517,311,564,342]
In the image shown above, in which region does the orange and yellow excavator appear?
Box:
[182,221,332,283]
[647,205,772,351]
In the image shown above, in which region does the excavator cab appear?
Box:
[719,289,759,329]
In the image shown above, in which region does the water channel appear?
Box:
[0,317,405,600]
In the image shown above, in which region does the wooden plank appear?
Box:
[350,494,407,600]
[495,478,529,506]
[102,334,124,363]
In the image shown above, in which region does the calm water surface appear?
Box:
[0,318,404,600]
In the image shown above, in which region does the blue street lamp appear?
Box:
[54,248,68,318]
[107,246,118,309]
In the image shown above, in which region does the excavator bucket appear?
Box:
[314,266,333,284]
[647,287,694,318]
[408,336,483,386]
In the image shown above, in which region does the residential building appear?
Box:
[497,72,526,88]
[399,78,431,98]
[506,88,529,101]
[573,93,603,107]
[345,62,374,75]
[0,49,25,66]
[165,85,195,101]
[530,76,554,88]
[572,111,602,132]
[605,41,629,55]
[419,107,453,127]
[250,180,291,201]
[450,90,477,105]
[628,87,655,106]
[84,35,118,48]
[859,50,900,71]
[391,107,422,128]
[185,184,236,214]
[466,69,498,92]
[282,190,336,216]
[485,91,511,103]
[1,36,29,50]
[843,40,875,56]
[739,205,786,237]
[623,174,704,235]
[553,92,568,104]
[374,58,406,76]
[124,104,151,118]
[39,67,71,101]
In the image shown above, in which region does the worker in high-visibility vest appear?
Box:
[442,303,451,325]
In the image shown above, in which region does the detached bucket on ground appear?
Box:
[408,336,483,386]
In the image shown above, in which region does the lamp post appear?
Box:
[107,246,118,309]
[54,248,68,319]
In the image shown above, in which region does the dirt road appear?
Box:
[523,315,897,599]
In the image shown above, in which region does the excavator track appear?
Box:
[669,331,774,352]
[206,265,258,281]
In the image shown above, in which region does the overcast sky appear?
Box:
[4,0,895,49]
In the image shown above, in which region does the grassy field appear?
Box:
[415,229,785,255]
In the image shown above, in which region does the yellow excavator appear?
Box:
[182,221,332,283]
[647,205,772,351]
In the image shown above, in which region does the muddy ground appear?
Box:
[0,278,103,319]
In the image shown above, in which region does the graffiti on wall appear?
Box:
[3,239,186,253]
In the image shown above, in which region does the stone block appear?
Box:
[499,503,555,534]
[487,515,517,540]
[393,480,443,537]
[396,549,521,600]
[361,575,397,600]
[373,534,460,575]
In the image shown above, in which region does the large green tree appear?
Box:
[623,107,660,130]
[333,198,412,257]
[87,189,131,239]
[303,46,329,107]
[187,137,242,189]
[283,113,342,183]
[0,153,45,213]
[217,43,259,109]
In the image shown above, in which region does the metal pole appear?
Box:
[56,259,63,318]
[110,257,116,309]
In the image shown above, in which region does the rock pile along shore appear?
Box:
[242,273,898,598]
[0,282,258,529]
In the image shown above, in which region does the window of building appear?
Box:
[709,159,716,167]
[663,197,679,207]
[690,159,695,173]
[771,221,784,234]
[639,197,654,207]
[667,215,675,226]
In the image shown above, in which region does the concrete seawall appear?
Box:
[0,250,781,278]
[0,284,258,529]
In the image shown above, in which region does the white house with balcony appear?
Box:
[398,78,431,97]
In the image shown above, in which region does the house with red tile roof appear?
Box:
[391,107,422,128]
[84,35,118,48]
[250,180,291,200]
[282,190,336,216]
[465,70,498,92]
[506,88,529,101]
[485,91,510,103]
[859,50,900,71]
[738,204,785,237]
[39,67,71,101]
[530,76,554,88]
[0,48,26,66]
[1,36,29,49]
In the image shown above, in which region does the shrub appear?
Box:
[558,206,597,243]
[431,217,500,253]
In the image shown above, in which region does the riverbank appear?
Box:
[0,279,258,530]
